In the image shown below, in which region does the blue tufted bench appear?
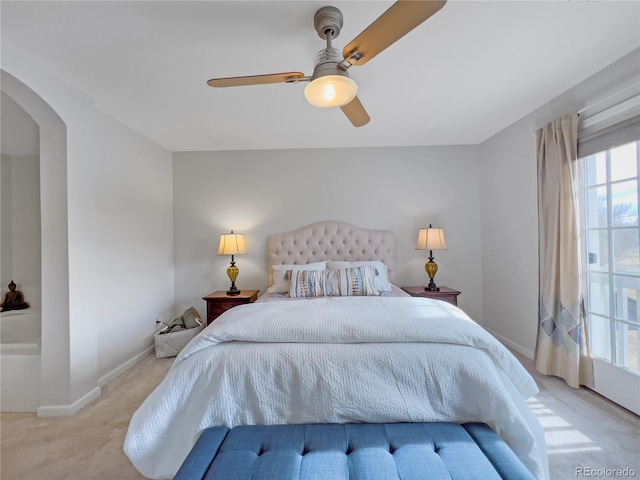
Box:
[173,422,535,479]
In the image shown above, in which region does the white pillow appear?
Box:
[271,261,327,293]
[325,265,379,296]
[326,260,393,292]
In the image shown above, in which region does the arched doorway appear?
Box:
[1,69,74,413]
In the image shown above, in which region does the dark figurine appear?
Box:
[0,281,30,312]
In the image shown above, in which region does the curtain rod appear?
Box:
[577,81,639,115]
[532,81,639,135]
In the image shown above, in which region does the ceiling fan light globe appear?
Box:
[304,75,357,108]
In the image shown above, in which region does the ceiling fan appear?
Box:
[207,1,447,127]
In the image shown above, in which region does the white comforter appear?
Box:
[124,296,548,480]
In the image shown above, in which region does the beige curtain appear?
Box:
[535,113,593,388]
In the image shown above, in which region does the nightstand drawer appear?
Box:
[203,290,259,325]
[210,301,242,316]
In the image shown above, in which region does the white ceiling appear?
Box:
[1,1,639,152]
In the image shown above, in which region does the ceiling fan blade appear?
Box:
[340,96,370,127]
[207,72,306,88]
[342,0,447,67]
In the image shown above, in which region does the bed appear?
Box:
[124,221,548,480]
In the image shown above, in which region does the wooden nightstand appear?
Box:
[401,286,461,306]
[202,290,259,325]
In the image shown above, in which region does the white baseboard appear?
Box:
[485,327,535,360]
[37,387,101,417]
[98,345,154,387]
[36,346,154,417]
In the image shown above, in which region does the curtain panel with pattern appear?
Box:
[535,112,594,389]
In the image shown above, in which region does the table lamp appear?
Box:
[217,230,247,295]
[416,224,447,291]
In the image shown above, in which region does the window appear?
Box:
[582,140,639,373]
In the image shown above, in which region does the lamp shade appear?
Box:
[217,231,247,256]
[304,75,357,108]
[416,227,447,251]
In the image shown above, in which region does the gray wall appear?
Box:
[173,146,485,323]
[479,49,640,356]
[1,92,41,309]
[0,154,41,309]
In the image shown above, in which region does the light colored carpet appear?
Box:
[1,354,172,480]
[1,351,638,480]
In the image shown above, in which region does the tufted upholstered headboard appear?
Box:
[268,221,396,286]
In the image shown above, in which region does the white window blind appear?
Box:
[578,82,640,158]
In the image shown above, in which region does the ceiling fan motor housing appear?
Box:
[311,47,350,81]
[313,6,343,39]
[310,7,352,83]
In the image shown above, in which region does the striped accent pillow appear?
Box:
[326,265,380,296]
[288,269,326,298]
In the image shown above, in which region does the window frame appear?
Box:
[580,140,639,373]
